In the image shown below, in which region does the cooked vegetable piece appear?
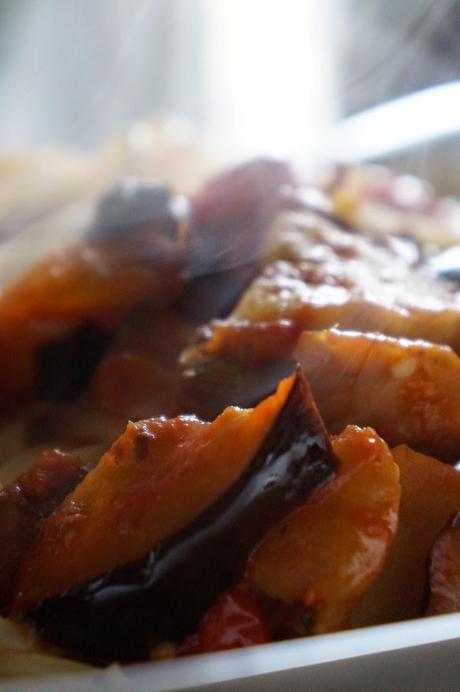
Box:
[181,355,294,421]
[246,425,399,633]
[174,589,271,657]
[349,445,460,627]
[0,179,189,401]
[88,181,181,242]
[9,449,87,513]
[188,158,296,276]
[195,589,271,653]
[227,265,460,355]
[0,450,86,611]
[180,159,296,326]
[0,238,182,328]
[177,265,259,326]
[181,319,298,419]
[427,513,460,615]
[182,209,460,396]
[0,240,183,399]
[198,320,299,367]
[296,329,460,462]
[91,351,179,419]
[15,412,259,608]
[15,370,335,661]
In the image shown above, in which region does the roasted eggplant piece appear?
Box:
[187,158,296,277]
[177,265,257,326]
[193,319,299,368]
[181,354,295,420]
[88,181,182,244]
[246,425,400,634]
[349,445,460,628]
[296,329,460,462]
[427,513,460,616]
[182,207,460,405]
[0,179,189,401]
[179,158,296,325]
[14,370,335,662]
[0,228,184,399]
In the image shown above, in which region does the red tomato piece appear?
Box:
[197,589,271,653]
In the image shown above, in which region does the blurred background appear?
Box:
[0,0,459,187]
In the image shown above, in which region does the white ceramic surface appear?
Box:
[2,613,460,692]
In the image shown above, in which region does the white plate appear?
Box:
[2,613,460,692]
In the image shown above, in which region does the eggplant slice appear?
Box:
[27,369,335,663]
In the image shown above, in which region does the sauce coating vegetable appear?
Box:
[15,370,335,662]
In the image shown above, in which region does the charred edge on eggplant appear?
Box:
[30,368,336,663]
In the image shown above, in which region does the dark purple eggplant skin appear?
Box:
[176,264,258,326]
[88,181,178,242]
[186,158,296,277]
[182,355,297,421]
[30,369,336,664]
[178,159,296,326]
